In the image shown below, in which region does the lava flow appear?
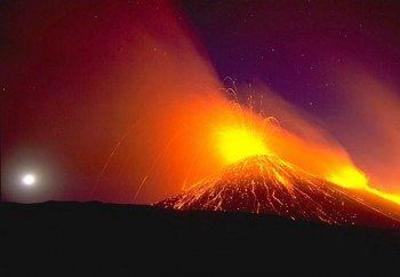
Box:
[157,155,400,228]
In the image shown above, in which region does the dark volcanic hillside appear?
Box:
[158,155,400,228]
[1,202,399,275]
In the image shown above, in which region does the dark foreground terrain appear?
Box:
[1,202,399,275]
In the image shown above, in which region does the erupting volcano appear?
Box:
[156,98,400,228]
[158,155,400,228]
[4,0,400,232]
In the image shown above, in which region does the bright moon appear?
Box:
[22,174,36,186]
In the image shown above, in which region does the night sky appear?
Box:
[2,0,400,203]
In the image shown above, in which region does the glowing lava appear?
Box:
[327,167,368,190]
[157,155,400,228]
[155,98,400,225]
[366,187,400,205]
[216,126,269,164]
[171,98,400,208]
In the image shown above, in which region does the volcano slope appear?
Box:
[158,155,400,229]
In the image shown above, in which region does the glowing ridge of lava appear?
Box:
[366,187,400,205]
[327,166,368,190]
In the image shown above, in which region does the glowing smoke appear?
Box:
[90,1,399,207]
[332,67,400,194]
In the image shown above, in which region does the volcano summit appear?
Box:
[158,155,399,228]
